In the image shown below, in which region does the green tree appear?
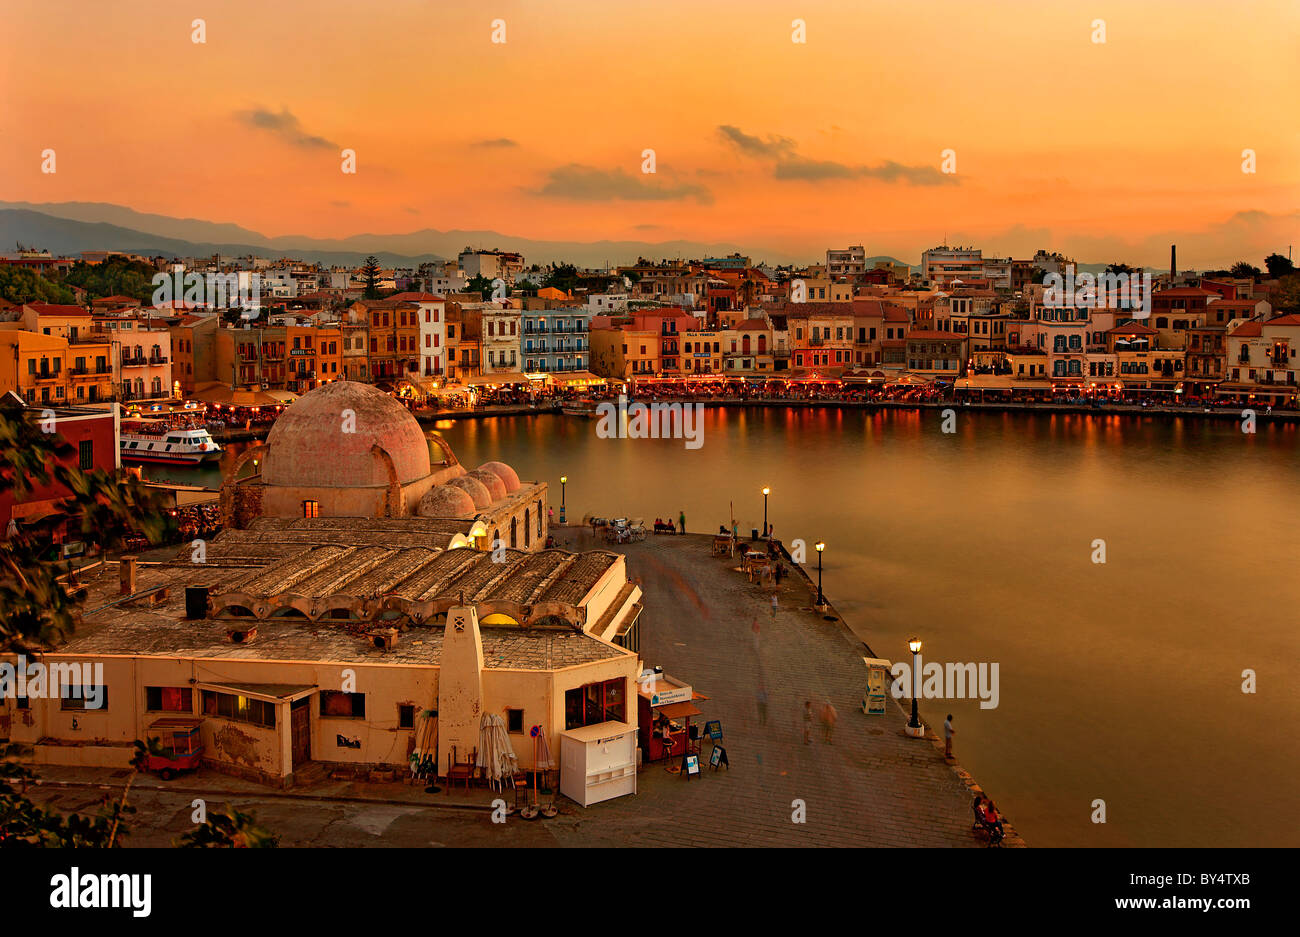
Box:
[0,266,76,305]
[1105,263,1133,275]
[1271,273,1300,313]
[1264,253,1296,279]
[62,258,158,304]
[1230,262,1263,279]
[177,804,279,848]
[360,256,382,299]
[465,274,495,300]
[0,404,172,652]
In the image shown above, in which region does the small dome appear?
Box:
[263,381,432,489]
[447,474,491,509]
[468,469,507,502]
[417,485,477,518]
[478,461,520,492]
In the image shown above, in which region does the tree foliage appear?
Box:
[360,256,382,300]
[0,266,76,305]
[177,804,279,848]
[62,258,157,304]
[1264,253,1296,279]
[0,404,173,652]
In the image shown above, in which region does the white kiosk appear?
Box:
[560,721,637,807]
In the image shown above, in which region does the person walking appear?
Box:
[770,592,779,619]
[802,701,813,744]
[944,713,955,759]
[678,510,686,535]
[548,506,554,527]
[820,699,838,743]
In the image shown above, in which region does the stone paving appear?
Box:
[23,533,1021,847]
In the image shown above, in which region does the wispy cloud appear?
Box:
[721,125,954,186]
[471,137,519,148]
[718,125,796,159]
[235,106,337,150]
[530,164,713,204]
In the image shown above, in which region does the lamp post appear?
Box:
[559,475,567,524]
[814,541,825,607]
[762,486,770,538]
[906,637,924,737]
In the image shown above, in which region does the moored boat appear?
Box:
[120,418,223,466]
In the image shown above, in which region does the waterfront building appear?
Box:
[350,299,420,386]
[721,319,773,374]
[6,381,644,788]
[168,314,219,395]
[683,329,722,374]
[389,292,448,381]
[787,302,854,372]
[0,329,115,406]
[521,307,591,374]
[589,320,659,380]
[905,330,966,378]
[481,306,521,376]
[1221,314,1300,405]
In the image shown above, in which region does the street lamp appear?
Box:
[814,541,825,606]
[906,637,924,737]
[559,475,567,524]
[762,486,770,538]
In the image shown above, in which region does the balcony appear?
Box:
[148,355,168,365]
[121,355,148,367]
[34,370,60,382]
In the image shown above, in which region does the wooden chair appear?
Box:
[446,746,477,792]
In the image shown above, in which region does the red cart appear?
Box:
[144,717,204,780]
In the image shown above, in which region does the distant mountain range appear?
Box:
[2,201,908,270]
[2,201,1143,275]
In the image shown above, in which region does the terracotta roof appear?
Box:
[388,291,446,302]
[25,302,89,316]
[1108,323,1157,335]
[1230,322,1262,337]
[1265,314,1300,326]
[735,318,769,331]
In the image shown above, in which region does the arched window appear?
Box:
[758,335,767,354]
[510,518,517,548]
[742,334,751,355]
[536,501,542,536]
[524,509,531,547]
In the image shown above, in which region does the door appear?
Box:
[291,697,311,768]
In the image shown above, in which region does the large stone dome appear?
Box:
[418,485,477,519]
[478,461,520,492]
[262,381,432,489]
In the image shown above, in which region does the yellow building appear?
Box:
[0,330,115,406]
[5,382,644,793]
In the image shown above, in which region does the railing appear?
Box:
[121,355,148,367]
[148,355,168,365]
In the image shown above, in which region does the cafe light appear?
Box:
[908,637,922,654]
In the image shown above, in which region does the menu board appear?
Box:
[863,657,891,716]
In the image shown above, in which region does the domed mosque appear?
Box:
[220,381,546,551]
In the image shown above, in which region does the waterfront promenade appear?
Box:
[31,532,1016,847]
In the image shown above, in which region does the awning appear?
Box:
[465,372,534,385]
[9,498,65,522]
[551,370,606,385]
[192,382,297,408]
[956,376,1052,391]
[196,682,317,702]
[656,701,702,719]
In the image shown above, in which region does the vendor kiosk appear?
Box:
[637,670,708,763]
[560,721,637,807]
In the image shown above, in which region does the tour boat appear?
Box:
[561,398,600,418]
[119,419,223,466]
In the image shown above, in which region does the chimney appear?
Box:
[1171,244,1177,278]
[119,556,138,595]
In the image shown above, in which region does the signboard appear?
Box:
[702,719,723,741]
[648,683,692,707]
[683,754,700,776]
[863,656,891,716]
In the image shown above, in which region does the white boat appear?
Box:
[120,419,223,466]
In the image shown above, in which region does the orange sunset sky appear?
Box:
[2,0,1297,267]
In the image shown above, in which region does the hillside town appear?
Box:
[3,243,1299,412]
